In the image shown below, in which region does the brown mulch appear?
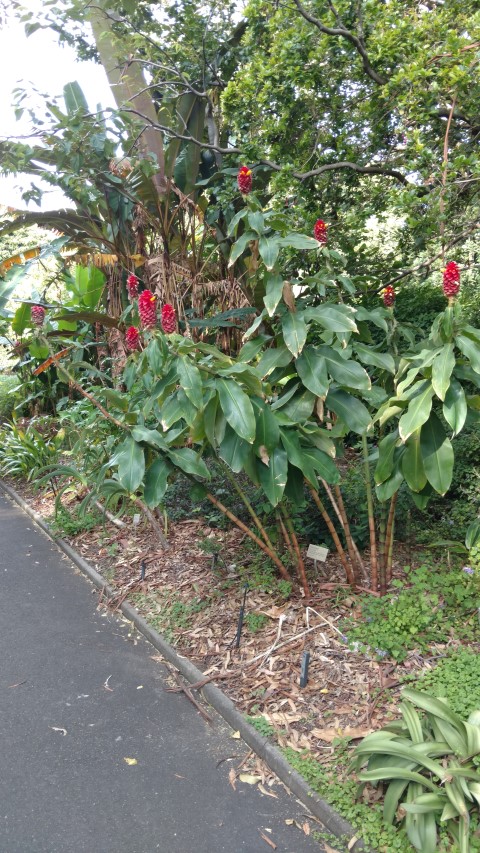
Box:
[11,481,428,769]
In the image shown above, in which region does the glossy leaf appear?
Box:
[219,424,252,472]
[304,303,358,333]
[402,430,427,492]
[399,382,435,441]
[263,273,284,317]
[375,430,399,485]
[280,388,316,422]
[295,347,329,397]
[176,357,203,408]
[116,438,145,493]
[131,426,168,450]
[228,230,256,266]
[282,311,308,357]
[251,397,280,454]
[167,447,210,479]
[216,378,256,443]
[144,457,170,508]
[432,344,455,401]
[326,388,372,434]
[258,235,280,270]
[420,414,454,495]
[456,334,480,374]
[280,429,318,486]
[318,345,371,390]
[257,447,288,506]
[443,378,467,436]
[355,342,395,374]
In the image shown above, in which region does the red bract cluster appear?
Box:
[138,290,157,328]
[125,326,141,351]
[31,305,46,326]
[314,219,328,244]
[383,286,395,308]
[127,274,139,299]
[237,166,252,195]
[161,303,176,334]
[443,262,460,298]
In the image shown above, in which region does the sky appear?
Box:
[0,13,114,210]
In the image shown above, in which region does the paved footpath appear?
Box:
[0,490,327,853]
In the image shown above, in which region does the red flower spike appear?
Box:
[237,166,252,195]
[443,262,460,299]
[31,305,46,326]
[382,285,395,308]
[138,290,157,328]
[314,219,328,244]
[161,303,176,334]
[127,274,139,299]
[125,326,141,352]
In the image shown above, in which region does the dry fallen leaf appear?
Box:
[49,726,67,736]
[239,773,262,785]
[123,757,138,765]
[324,844,342,853]
[348,834,360,850]
[259,830,277,849]
[285,819,295,826]
[258,783,278,799]
[310,725,373,743]
[302,821,311,836]
[231,730,241,739]
[228,767,237,791]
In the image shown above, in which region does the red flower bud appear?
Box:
[382,286,395,308]
[314,219,328,244]
[443,261,460,299]
[31,305,46,326]
[127,274,139,299]
[138,290,157,328]
[125,326,141,351]
[237,166,252,195]
[161,303,176,334]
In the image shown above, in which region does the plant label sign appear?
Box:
[307,544,329,562]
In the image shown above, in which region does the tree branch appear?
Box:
[290,0,387,85]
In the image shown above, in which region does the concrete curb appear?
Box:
[0,478,363,849]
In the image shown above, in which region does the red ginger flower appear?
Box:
[138,290,157,328]
[161,303,176,334]
[443,261,460,298]
[125,326,141,352]
[382,285,395,308]
[237,166,252,195]
[314,219,328,244]
[127,274,139,299]
[31,305,46,326]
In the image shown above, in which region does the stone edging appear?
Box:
[0,478,363,850]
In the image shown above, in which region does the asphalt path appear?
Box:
[0,490,327,853]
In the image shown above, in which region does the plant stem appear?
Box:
[385,491,398,585]
[308,486,356,586]
[132,496,170,549]
[277,510,295,559]
[378,501,387,595]
[361,432,378,592]
[280,503,310,598]
[205,492,292,584]
[329,481,366,581]
[219,461,274,550]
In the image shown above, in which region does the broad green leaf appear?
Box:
[284,464,307,506]
[443,378,467,436]
[375,430,399,485]
[228,230,256,266]
[257,447,288,506]
[217,363,262,396]
[282,311,308,357]
[375,465,404,501]
[280,388,316,422]
[301,446,339,483]
[420,414,454,495]
[456,334,480,374]
[399,381,435,441]
[63,81,89,114]
[116,438,145,493]
[28,340,49,360]
[264,273,284,317]
[326,388,372,434]
[402,430,427,492]
[318,346,371,390]
[160,392,191,429]
[280,428,318,485]
[12,302,31,335]
[304,304,358,333]
[243,309,266,340]
[355,343,395,374]
[227,207,248,237]
[237,335,271,363]
[247,210,265,234]
[256,344,292,377]
[167,447,210,479]
[258,235,280,270]
[251,397,280,454]
[432,344,455,401]
[295,347,329,396]
[216,378,256,443]
[203,395,218,447]
[176,357,203,408]
[276,233,320,250]
[132,426,168,450]
[103,388,129,412]
[146,338,166,375]
[144,457,170,508]
[411,483,434,510]
[219,424,252,472]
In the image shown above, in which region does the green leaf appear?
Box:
[375,430,399,485]
[432,344,455,401]
[258,235,280,270]
[355,343,395,374]
[276,233,320,250]
[295,347,329,396]
[456,334,480,374]
[28,341,49,360]
[420,414,454,495]
[402,430,427,492]
[144,458,170,508]
[256,344,292,377]
[280,429,318,486]
[203,395,218,447]
[227,208,248,236]
[247,210,265,234]
[264,273,284,317]
[102,388,130,412]
[54,310,119,328]
[131,426,168,450]
[280,388,316,422]
[116,438,145,493]
[219,425,251,472]
[228,231,256,266]
[257,447,288,506]
[12,302,31,335]
[326,388,372,434]
[375,465,404,501]
[399,381,435,441]
[443,378,467,436]
[252,397,280,454]
[146,338,166,375]
[216,378,256,443]
[282,311,308,357]
[304,304,358,333]
[167,447,210,479]
[176,357,203,408]
[318,346,371,390]
[63,81,89,114]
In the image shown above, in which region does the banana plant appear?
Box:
[352,689,480,853]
